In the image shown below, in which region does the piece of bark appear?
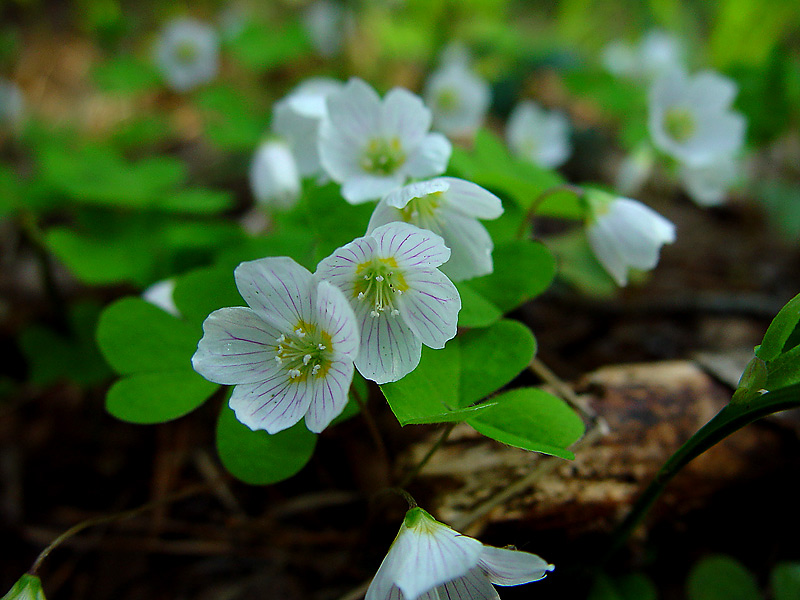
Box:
[400,360,792,535]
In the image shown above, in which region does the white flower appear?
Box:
[424,59,491,138]
[602,30,683,81]
[585,190,676,286]
[318,78,452,204]
[615,145,655,196]
[648,68,746,167]
[249,139,302,210]
[0,78,24,130]
[678,153,740,207]
[273,78,343,178]
[142,278,180,317]
[366,507,554,600]
[154,17,219,92]
[316,222,460,384]
[367,177,503,281]
[302,0,346,58]
[192,257,359,434]
[506,100,571,169]
[601,40,638,78]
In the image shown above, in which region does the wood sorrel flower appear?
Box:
[192,257,359,434]
[424,50,491,138]
[678,153,740,208]
[316,222,460,384]
[249,139,302,210]
[318,78,452,204]
[272,78,343,178]
[366,177,503,281]
[153,17,219,92]
[506,100,571,169]
[648,69,745,167]
[366,507,553,600]
[585,189,676,286]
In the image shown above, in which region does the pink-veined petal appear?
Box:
[404,132,452,178]
[366,536,406,600]
[304,358,354,432]
[354,301,422,384]
[381,87,432,150]
[229,372,314,434]
[366,198,405,233]
[316,235,378,302]
[438,177,503,219]
[315,280,360,359]
[397,268,460,349]
[439,569,499,600]
[234,257,315,330]
[192,307,282,385]
[383,178,450,209]
[478,546,554,586]
[371,222,451,270]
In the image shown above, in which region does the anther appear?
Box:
[375,275,384,282]
[391,309,400,316]
[358,292,365,299]
[317,343,326,350]
[295,328,306,337]
[303,354,312,365]
[288,368,301,378]
[370,310,379,317]
[311,364,321,375]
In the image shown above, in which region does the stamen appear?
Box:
[311,364,321,375]
[303,354,312,365]
[295,328,306,337]
[276,334,285,343]
[375,275,384,282]
[358,292,365,299]
[274,356,283,363]
[288,368,301,378]
[370,310,379,317]
[317,344,326,350]
[391,309,400,316]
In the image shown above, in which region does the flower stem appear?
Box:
[398,422,456,489]
[350,382,390,473]
[516,184,584,240]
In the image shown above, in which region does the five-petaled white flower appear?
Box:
[678,153,740,208]
[367,177,503,281]
[318,78,452,204]
[316,222,460,384]
[192,257,359,434]
[154,17,219,92]
[366,507,554,600]
[272,78,343,178]
[585,189,676,287]
[506,100,571,169]
[648,68,745,168]
[249,139,302,210]
[424,50,491,139]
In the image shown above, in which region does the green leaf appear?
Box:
[0,165,21,216]
[173,266,244,326]
[765,344,800,390]
[380,343,495,425]
[228,19,311,71]
[687,555,761,600]
[469,240,556,313]
[18,302,113,386]
[216,401,317,484]
[157,188,235,214]
[756,292,800,362]
[546,228,617,298]
[96,297,200,375]
[304,182,374,262]
[467,387,585,459]
[2,574,46,600]
[92,54,160,93]
[458,319,536,406]
[772,562,800,600]
[196,85,267,151]
[105,370,217,424]
[455,281,502,328]
[589,573,657,600]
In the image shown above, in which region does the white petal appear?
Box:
[229,373,313,434]
[192,307,282,385]
[687,70,737,111]
[304,358,354,432]
[404,133,452,178]
[326,77,382,141]
[382,87,432,150]
[371,222,451,270]
[438,569,499,600]
[367,198,404,233]
[436,211,495,281]
[354,301,422,384]
[142,278,179,316]
[272,99,324,177]
[318,117,366,184]
[316,235,378,301]
[383,179,450,210]
[234,257,315,331]
[587,219,630,286]
[366,532,407,600]
[397,268,460,349]
[478,546,554,586]
[425,64,491,137]
[392,517,483,600]
[249,140,301,209]
[679,154,738,207]
[342,174,406,204]
[439,178,503,219]
[315,279,360,358]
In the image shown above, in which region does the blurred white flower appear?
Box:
[0,78,25,130]
[249,139,302,210]
[648,69,745,167]
[303,0,345,58]
[615,145,656,196]
[142,279,180,317]
[154,17,219,92]
[602,30,683,81]
[424,51,491,138]
[506,100,571,169]
[679,153,740,207]
[367,177,503,281]
[601,40,638,78]
[319,78,452,204]
[585,190,676,286]
[366,507,553,600]
[316,222,460,384]
[193,257,359,434]
[273,78,343,178]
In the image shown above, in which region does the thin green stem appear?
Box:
[398,422,456,489]
[516,184,584,240]
[603,383,800,563]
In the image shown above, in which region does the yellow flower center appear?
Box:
[174,40,199,64]
[274,320,334,381]
[436,87,460,112]
[398,191,442,226]
[664,107,696,143]
[360,137,406,175]
[354,257,409,317]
